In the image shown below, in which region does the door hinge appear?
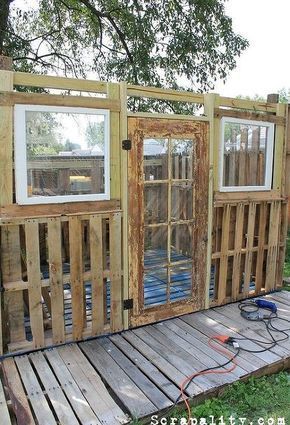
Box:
[123,298,133,310]
[122,139,132,150]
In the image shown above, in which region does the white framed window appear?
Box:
[14,104,110,204]
[219,117,274,192]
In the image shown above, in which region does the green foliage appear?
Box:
[3,0,248,106]
[85,121,104,147]
[133,372,290,424]
[283,231,290,278]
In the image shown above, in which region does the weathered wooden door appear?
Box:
[128,117,209,326]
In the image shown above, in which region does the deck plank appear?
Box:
[209,306,288,358]
[14,355,57,425]
[121,330,197,395]
[145,325,232,388]
[109,333,181,402]
[80,338,157,418]
[0,378,12,425]
[2,358,35,425]
[57,344,129,425]
[29,351,79,425]
[159,320,247,378]
[181,311,268,372]
[164,318,248,378]
[98,337,172,410]
[131,328,205,395]
[45,348,101,425]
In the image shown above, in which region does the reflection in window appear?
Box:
[15,105,110,204]
[220,117,274,191]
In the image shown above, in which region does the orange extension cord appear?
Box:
[179,336,239,424]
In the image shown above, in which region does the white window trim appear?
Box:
[219,117,275,192]
[14,104,110,204]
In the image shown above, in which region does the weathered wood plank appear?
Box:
[29,351,79,425]
[0,200,120,220]
[153,322,242,382]
[13,71,107,93]
[265,202,281,291]
[25,220,44,348]
[14,355,57,425]
[121,330,195,395]
[69,216,84,340]
[231,203,244,300]
[109,333,180,401]
[0,91,120,111]
[47,218,65,344]
[255,202,267,294]
[89,215,105,335]
[181,312,268,372]
[2,358,35,425]
[0,377,12,425]
[1,226,26,346]
[217,204,231,304]
[109,212,123,332]
[58,344,129,424]
[80,339,157,418]
[98,337,172,410]
[45,348,100,424]
[243,202,256,294]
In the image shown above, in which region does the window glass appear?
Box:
[15,105,110,204]
[220,118,274,191]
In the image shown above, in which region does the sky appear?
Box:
[213,0,290,98]
[13,0,290,99]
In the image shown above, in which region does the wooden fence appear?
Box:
[0,67,288,353]
[0,210,122,353]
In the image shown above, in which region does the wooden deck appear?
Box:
[1,290,290,424]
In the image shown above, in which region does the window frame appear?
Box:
[14,104,110,205]
[219,117,275,192]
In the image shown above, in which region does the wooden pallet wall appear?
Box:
[0,210,122,353]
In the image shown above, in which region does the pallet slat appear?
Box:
[29,351,79,425]
[69,216,85,340]
[109,212,123,332]
[14,355,57,425]
[45,348,100,424]
[89,215,105,334]
[2,358,35,425]
[47,218,65,344]
[25,220,45,348]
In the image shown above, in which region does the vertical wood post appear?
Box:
[120,82,129,329]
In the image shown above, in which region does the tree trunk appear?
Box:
[0,0,14,55]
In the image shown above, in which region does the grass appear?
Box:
[283,231,290,278]
[131,372,290,424]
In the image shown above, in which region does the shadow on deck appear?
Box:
[1,291,290,425]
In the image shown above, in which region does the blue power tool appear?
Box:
[239,298,277,320]
[255,299,277,313]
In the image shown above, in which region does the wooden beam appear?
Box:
[219,96,277,113]
[0,200,120,220]
[214,108,285,126]
[13,71,107,93]
[203,93,216,308]
[127,84,204,104]
[0,91,120,111]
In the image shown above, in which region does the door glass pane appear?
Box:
[144,183,168,224]
[144,138,168,180]
[169,263,192,302]
[144,266,168,307]
[171,182,193,222]
[171,139,194,179]
[144,226,167,268]
[171,224,193,261]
